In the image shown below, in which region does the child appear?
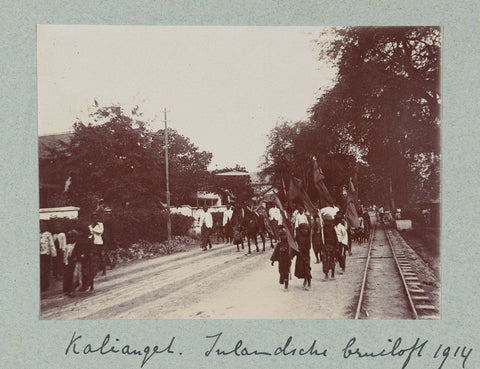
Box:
[270,228,293,289]
[233,224,244,252]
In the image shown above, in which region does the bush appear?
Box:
[39,209,194,249]
[110,236,198,262]
[109,209,194,248]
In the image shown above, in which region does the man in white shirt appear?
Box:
[222,204,233,227]
[334,212,348,272]
[222,204,234,244]
[269,204,282,241]
[89,217,105,275]
[199,205,213,250]
[294,207,309,237]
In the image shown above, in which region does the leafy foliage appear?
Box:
[262,26,441,209]
[41,104,213,213]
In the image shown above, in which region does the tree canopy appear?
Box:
[41,104,213,214]
[263,26,441,209]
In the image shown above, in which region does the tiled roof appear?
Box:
[38,133,72,158]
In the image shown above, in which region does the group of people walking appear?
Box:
[196,201,371,291]
[40,214,109,296]
[270,205,371,291]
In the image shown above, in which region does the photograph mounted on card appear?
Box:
[37,25,440,320]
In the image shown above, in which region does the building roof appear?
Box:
[38,133,72,158]
[214,171,271,185]
[215,170,250,176]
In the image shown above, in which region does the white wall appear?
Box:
[39,206,80,220]
[170,205,227,234]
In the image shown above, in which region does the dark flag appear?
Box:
[345,178,360,228]
[273,193,299,253]
[352,165,359,203]
[288,177,316,217]
[312,157,334,206]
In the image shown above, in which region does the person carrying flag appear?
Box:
[270,227,294,290]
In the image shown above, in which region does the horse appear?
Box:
[212,219,226,244]
[243,208,266,254]
[231,206,245,252]
[352,227,369,244]
[242,207,275,254]
[255,206,276,250]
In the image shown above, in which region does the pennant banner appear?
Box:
[312,157,334,206]
[288,177,317,217]
[273,193,299,253]
[345,178,359,228]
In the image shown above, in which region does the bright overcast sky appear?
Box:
[37,26,336,172]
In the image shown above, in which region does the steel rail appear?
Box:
[354,222,376,319]
[384,225,419,320]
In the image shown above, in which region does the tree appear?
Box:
[153,128,213,206]
[261,120,355,206]
[262,27,441,209]
[46,104,212,214]
[311,26,441,208]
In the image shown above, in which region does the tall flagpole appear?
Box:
[164,108,171,248]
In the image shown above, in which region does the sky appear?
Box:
[37,26,337,172]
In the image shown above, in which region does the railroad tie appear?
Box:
[409,288,425,293]
[415,304,437,310]
[418,315,440,320]
[407,282,422,287]
[411,295,429,300]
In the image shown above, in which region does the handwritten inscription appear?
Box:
[64,332,473,368]
[205,332,328,357]
[65,331,176,368]
[342,337,428,368]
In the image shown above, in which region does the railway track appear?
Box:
[355,223,439,320]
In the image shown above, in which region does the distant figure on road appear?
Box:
[199,205,213,250]
[269,204,282,242]
[63,229,80,296]
[334,212,348,273]
[294,207,309,237]
[79,224,96,292]
[40,223,57,292]
[294,223,312,289]
[233,224,245,252]
[312,213,324,264]
[322,214,337,280]
[270,228,293,290]
[222,204,234,243]
[89,215,105,276]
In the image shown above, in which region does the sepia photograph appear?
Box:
[38,25,441,320]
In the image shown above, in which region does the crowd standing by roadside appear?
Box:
[40,212,112,297]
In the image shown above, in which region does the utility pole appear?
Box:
[164,108,171,248]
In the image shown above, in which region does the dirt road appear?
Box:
[40,238,371,320]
